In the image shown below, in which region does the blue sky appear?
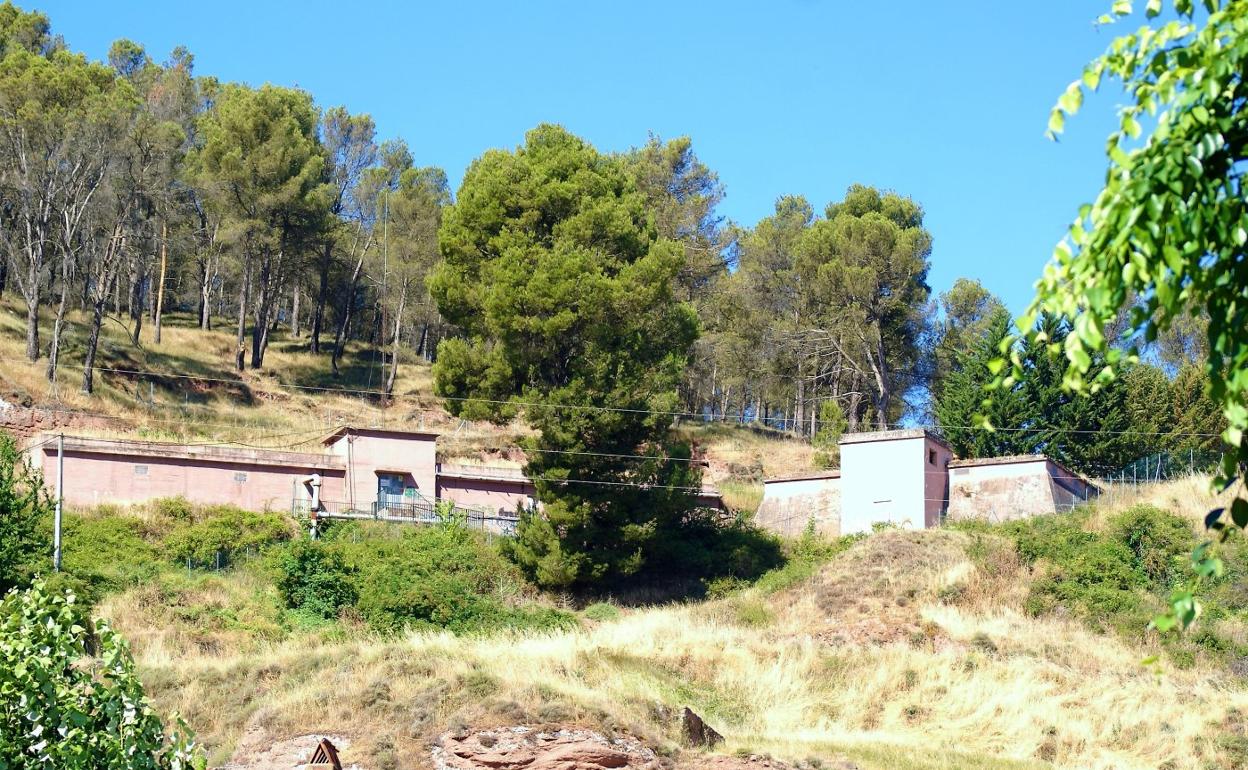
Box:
[36,1,1128,313]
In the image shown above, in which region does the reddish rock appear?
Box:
[433,727,658,770]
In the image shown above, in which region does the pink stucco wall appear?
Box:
[436,470,535,516]
[324,428,438,510]
[35,437,346,511]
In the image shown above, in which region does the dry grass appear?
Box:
[676,423,817,484]
[1089,473,1240,528]
[100,519,1248,770]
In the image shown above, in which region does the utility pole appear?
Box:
[53,432,64,572]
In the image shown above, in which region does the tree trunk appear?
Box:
[235,253,252,371]
[128,258,144,345]
[81,298,106,394]
[291,285,301,338]
[864,325,891,430]
[311,240,332,354]
[331,254,365,376]
[199,254,212,330]
[415,322,429,359]
[385,285,407,397]
[794,374,805,435]
[45,258,70,382]
[24,290,39,362]
[154,220,168,345]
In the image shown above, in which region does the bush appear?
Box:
[583,602,620,621]
[276,539,357,619]
[338,523,574,634]
[1109,505,1194,587]
[167,506,293,566]
[151,496,195,522]
[56,514,162,605]
[1006,506,1208,642]
[0,580,202,769]
[0,432,52,593]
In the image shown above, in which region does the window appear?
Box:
[928,449,937,465]
[233,472,248,483]
[134,465,148,476]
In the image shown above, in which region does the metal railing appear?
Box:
[292,496,520,535]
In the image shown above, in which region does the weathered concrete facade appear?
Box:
[323,427,439,511]
[754,430,1096,538]
[946,455,1096,523]
[27,426,724,520]
[756,471,841,537]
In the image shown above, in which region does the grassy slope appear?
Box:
[72,477,1247,770]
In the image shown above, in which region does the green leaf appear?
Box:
[1047,109,1066,137]
[1232,498,1248,528]
[1145,0,1162,16]
[1059,82,1083,115]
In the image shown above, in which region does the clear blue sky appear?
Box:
[35,0,1127,313]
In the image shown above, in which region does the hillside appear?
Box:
[0,299,815,509]
[20,475,1244,770]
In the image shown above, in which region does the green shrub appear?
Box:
[56,514,162,605]
[151,496,195,522]
[732,598,774,627]
[1109,505,1194,587]
[167,506,293,565]
[748,529,864,595]
[0,432,52,593]
[341,523,573,634]
[276,539,357,619]
[0,580,202,769]
[583,602,620,621]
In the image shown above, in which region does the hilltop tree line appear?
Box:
[0,3,448,395]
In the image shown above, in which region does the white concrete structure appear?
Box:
[756,471,841,537]
[839,429,954,535]
[754,429,1096,538]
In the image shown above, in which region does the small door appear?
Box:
[377,472,406,504]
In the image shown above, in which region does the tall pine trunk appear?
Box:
[45,257,70,382]
[311,240,332,354]
[81,298,106,394]
[235,253,252,371]
[291,285,301,337]
[331,254,364,376]
[153,221,168,345]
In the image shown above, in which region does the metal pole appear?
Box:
[53,433,64,572]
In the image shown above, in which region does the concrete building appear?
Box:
[946,455,1096,523]
[755,471,841,537]
[36,435,346,512]
[839,429,954,534]
[26,426,722,529]
[322,427,439,512]
[756,429,1098,538]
